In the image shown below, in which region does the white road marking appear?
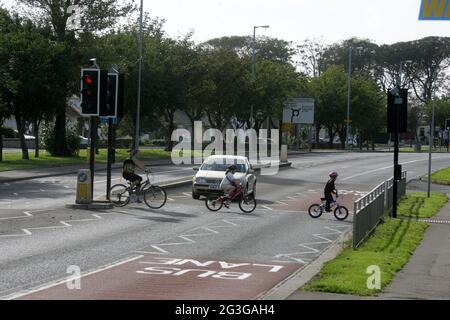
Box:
[342,157,450,181]
[273,225,350,264]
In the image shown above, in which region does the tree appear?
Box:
[0,10,62,159]
[308,65,348,148]
[350,77,385,150]
[248,59,302,131]
[17,0,136,156]
[297,38,327,78]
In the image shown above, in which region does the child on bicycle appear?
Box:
[324,171,338,212]
[220,165,240,208]
[122,149,150,191]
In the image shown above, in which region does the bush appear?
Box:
[40,122,80,156]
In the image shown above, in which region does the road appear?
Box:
[0,152,449,299]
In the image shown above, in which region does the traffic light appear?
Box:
[80,69,107,116]
[100,73,118,117]
[446,119,450,131]
[387,88,408,133]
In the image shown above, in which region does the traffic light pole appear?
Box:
[106,117,113,200]
[392,129,399,218]
[90,116,96,200]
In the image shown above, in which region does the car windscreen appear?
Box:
[200,159,247,173]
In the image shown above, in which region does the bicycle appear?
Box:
[109,172,167,209]
[205,185,257,214]
[308,193,349,221]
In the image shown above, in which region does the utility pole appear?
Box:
[250,25,269,128]
[134,0,144,150]
[427,97,435,198]
[346,47,352,150]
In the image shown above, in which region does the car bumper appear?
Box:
[192,183,224,196]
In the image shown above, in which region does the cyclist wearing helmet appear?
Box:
[122,149,150,190]
[324,171,339,212]
[220,165,239,208]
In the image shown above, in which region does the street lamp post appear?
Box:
[345,46,363,150]
[251,25,269,128]
[134,0,144,151]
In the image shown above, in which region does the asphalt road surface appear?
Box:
[1,152,449,299]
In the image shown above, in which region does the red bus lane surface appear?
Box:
[17,255,302,300]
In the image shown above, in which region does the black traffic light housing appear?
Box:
[100,73,118,117]
[387,88,408,133]
[446,118,450,131]
[80,69,107,116]
[99,73,124,118]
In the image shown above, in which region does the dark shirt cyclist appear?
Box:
[122,149,149,189]
[324,171,338,212]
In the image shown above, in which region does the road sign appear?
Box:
[282,98,315,124]
[100,117,117,124]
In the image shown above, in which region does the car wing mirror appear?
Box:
[193,166,200,171]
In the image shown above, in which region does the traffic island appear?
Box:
[66,201,114,210]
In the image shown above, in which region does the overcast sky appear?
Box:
[1,0,450,45]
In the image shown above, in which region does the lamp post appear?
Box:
[134,0,144,151]
[345,46,363,150]
[250,25,269,128]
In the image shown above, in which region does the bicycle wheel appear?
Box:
[239,194,257,213]
[110,184,130,207]
[334,206,349,221]
[308,204,323,218]
[143,185,167,209]
[205,197,223,211]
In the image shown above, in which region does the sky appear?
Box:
[1,0,450,45]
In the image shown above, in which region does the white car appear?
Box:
[192,155,257,200]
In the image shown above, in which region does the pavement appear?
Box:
[288,179,450,300]
[380,180,450,300]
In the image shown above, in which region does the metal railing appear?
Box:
[353,171,407,248]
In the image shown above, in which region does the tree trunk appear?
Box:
[165,110,176,152]
[34,119,40,158]
[15,115,29,160]
[327,126,334,149]
[0,132,3,162]
[315,124,320,149]
[53,108,68,156]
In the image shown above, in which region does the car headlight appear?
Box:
[196,178,207,184]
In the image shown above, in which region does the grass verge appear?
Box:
[398,192,448,219]
[301,219,427,296]
[302,192,448,296]
[430,167,450,185]
[0,148,172,172]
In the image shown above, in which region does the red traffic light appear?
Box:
[82,75,94,85]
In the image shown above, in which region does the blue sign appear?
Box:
[100,117,117,124]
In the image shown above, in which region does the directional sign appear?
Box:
[282,98,315,124]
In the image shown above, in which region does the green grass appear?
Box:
[302,219,428,296]
[302,192,448,296]
[430,167,450,185]
[398,192,448,218]
[0,148,172,172]
[399,146,442,153]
